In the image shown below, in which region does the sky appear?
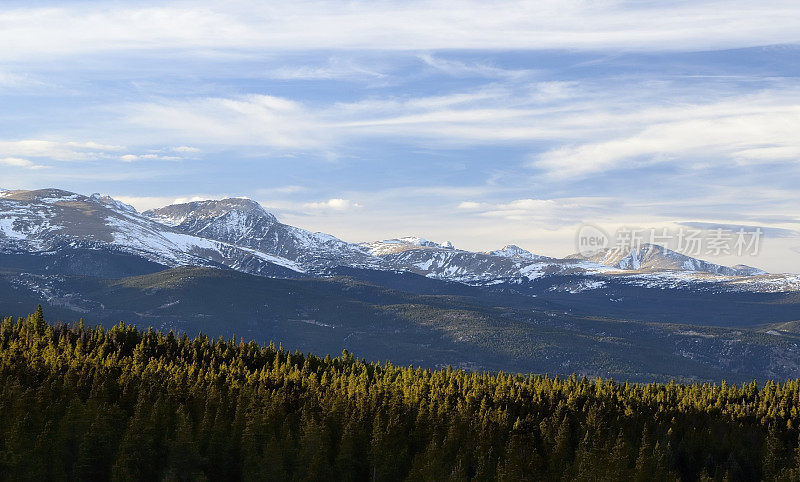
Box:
[2,1,800,272]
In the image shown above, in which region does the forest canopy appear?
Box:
[2,308,800,481]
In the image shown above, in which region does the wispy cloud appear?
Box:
[0,140,124,161]
[172,146,201,153]
[532,90,800,178]
[122,95,328,149]
[114,81,800,179]
[267,57,389,81]
[418,54,533,80]
[116,83,582,151]
[457,197,613,225]
[3,1,800,62]
[0,70,44,88]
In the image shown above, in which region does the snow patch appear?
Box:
[0,218,26,239]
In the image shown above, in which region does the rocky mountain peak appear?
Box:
[144,198,278,227]
[488,244,538,259]
[89,193,138,214]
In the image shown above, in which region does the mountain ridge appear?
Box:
[2,188,795,293]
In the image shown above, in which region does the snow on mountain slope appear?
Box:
[360,236,454,256]
[363,239,608,283]
[1,188,795,293]
[145,198,380,271]
[571,243,758,276]
[724,273,800,292]
[599,270,800,293]
[0,189,302,276]
[486,244,545,260]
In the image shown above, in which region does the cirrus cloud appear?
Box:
[2,1,800,62]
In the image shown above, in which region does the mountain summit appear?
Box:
[146,198,278,229]
[570,243,760,276]
[145,198,378,271]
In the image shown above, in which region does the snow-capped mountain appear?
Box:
[361,236,603,282]
[486,244,545,260]
[569,244,765,276]
[0,189,302,276]
[144,198,380,272]
[360,236,455,256]
[362,240,596,283]
[1,188,796,292]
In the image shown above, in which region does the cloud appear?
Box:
[267,57,388,81]
[122,95,328,149]
[303,198,361,211]
[418,54,532,80]
[456,197,612,225]
[3,1,800,62]
[457,201,483,210]
[532,90,800,178]
[0,157,46,170]
[678,222,800,239]
[172,146,201,153]
[0,140,124,161]
[120,153,181,162]
[14,81,800,186]
[113,83,586,152]
[0,139,190,165]
[0,70,45,88]
[332,83,581,143]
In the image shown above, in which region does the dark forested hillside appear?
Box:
[3,308,800,481]
[4,266,800,383]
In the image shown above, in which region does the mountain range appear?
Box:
[1,188,793,287]
[2,187,800,382]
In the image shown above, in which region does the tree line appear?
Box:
[2,307,800,480]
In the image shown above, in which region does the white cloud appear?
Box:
[454,197,614,225]
[533,92,800,178]
[115,84,583,151]
[418,54,532,80]
[120,153,181,162]
[267,57,388,81]
[172,146,201,153]
[2,1,800,62]
[17,81,800,182]
[0,70,44,88]
[457,201,483,210]
[0,140,190,165]
[123,95,328,149]
[303,198,361,211]
[0,157,46,170]
[0,140,124,161]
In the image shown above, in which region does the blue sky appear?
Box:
[2,1,800,271]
